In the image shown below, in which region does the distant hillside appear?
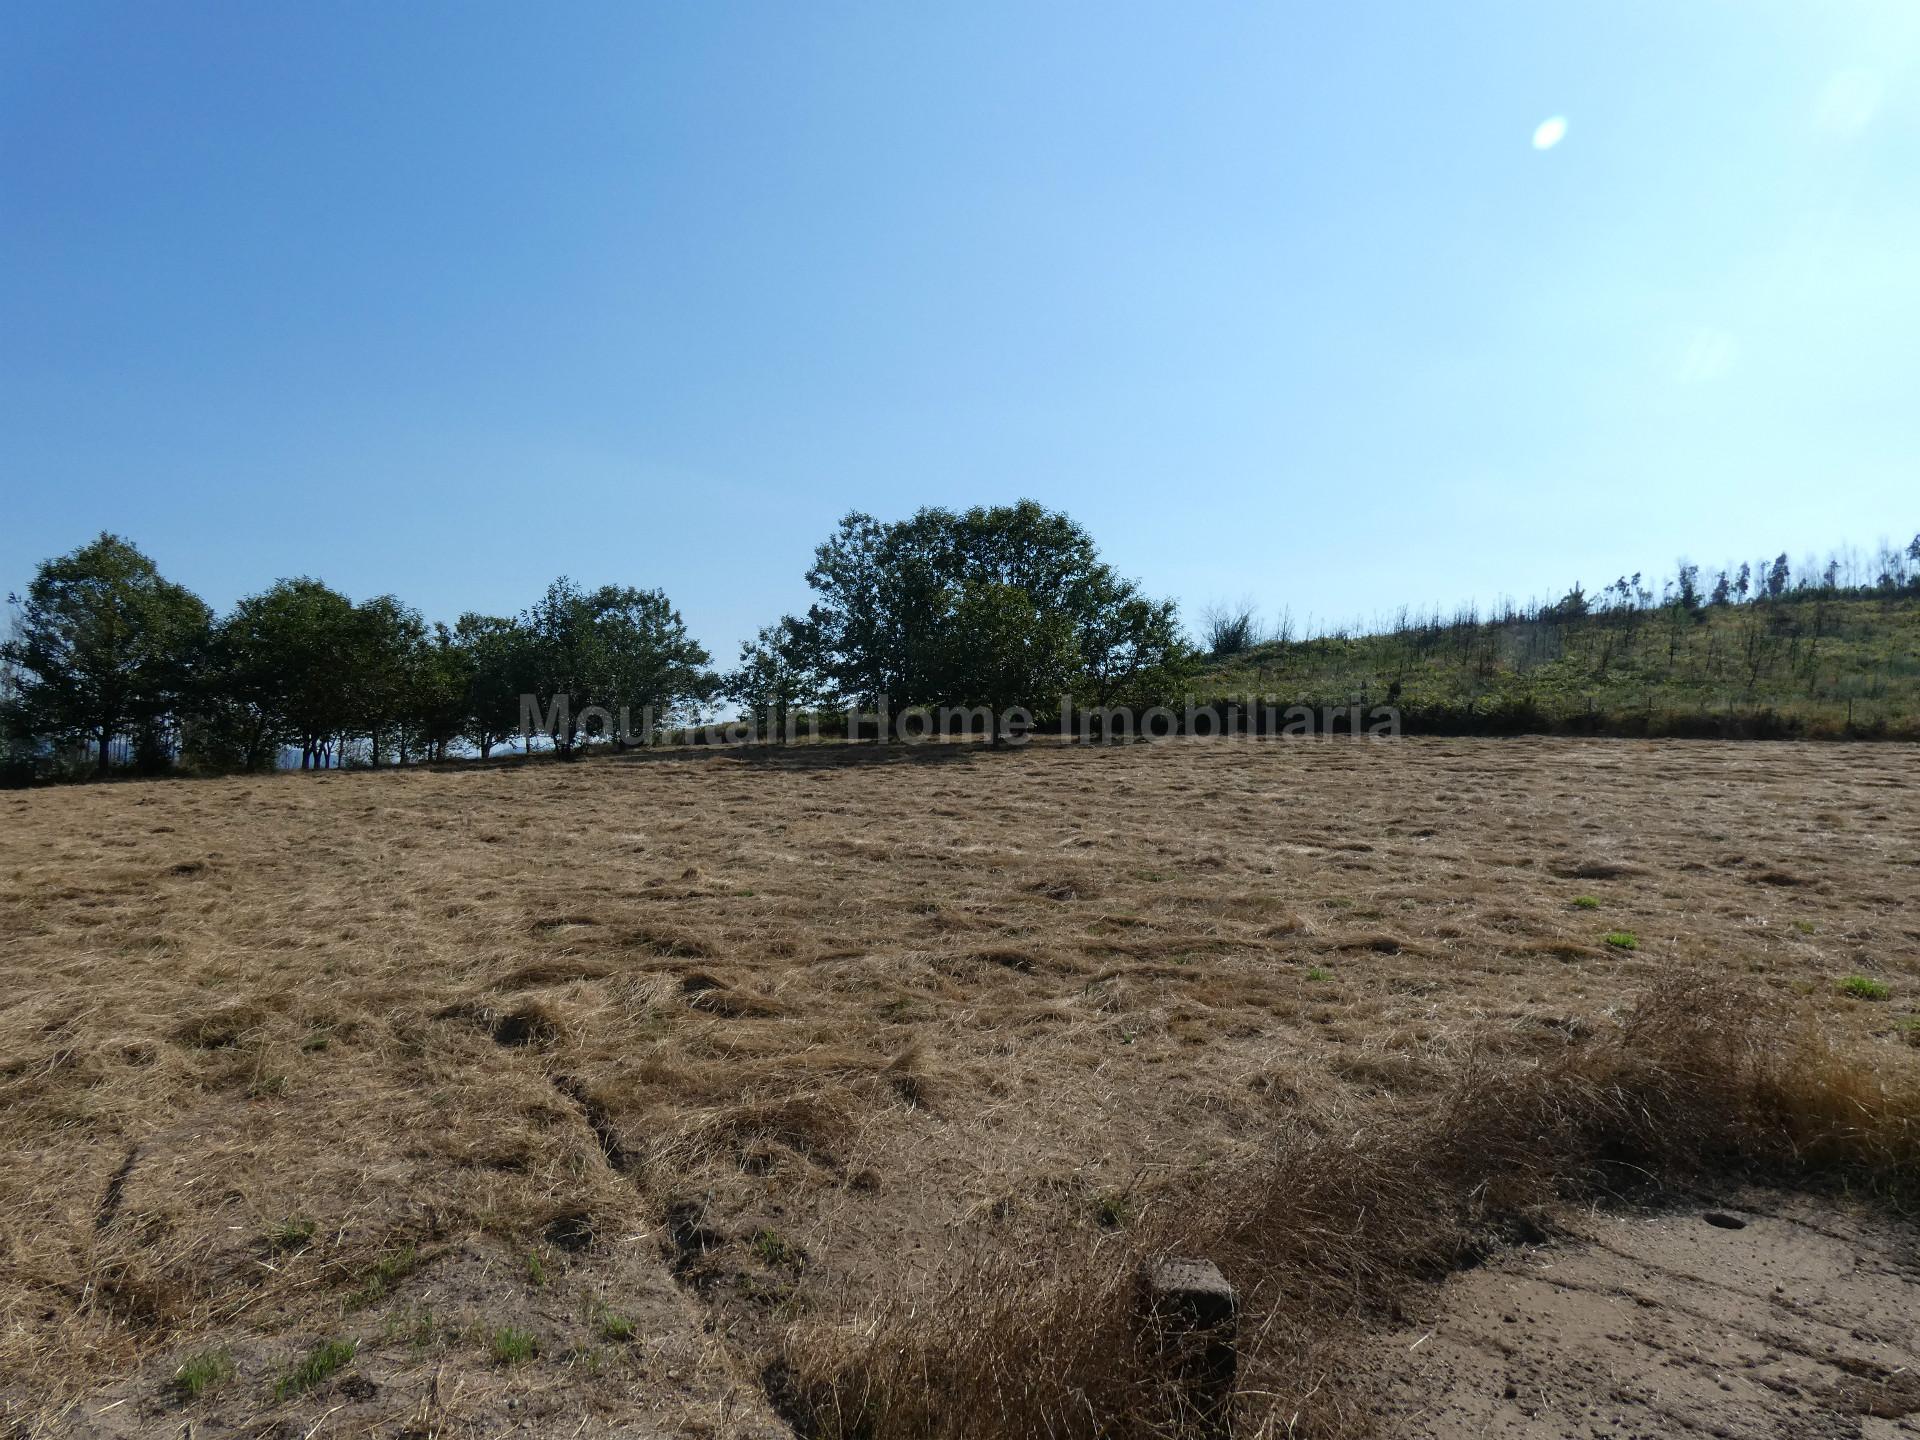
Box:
[1198,590,1920,739]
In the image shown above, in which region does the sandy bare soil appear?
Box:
[1382,1191,1920,1438]
[1,737,1916,1438]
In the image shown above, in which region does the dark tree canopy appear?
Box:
[520,579,713,754]
[2,533,210,773]
[778,501,1195,726]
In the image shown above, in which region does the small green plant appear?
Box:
[273,1338,356,1400]
[599,1311,636,1343]
[1305,966,1333,982]
[173,1347,233,1400]
[1093,1191,1132,1229]
[1840,975,1890,1001]
[1603,931,1638,950]
[525,1248,548,1288]
[1791,919,1818,935]
[490,1326,538,1365]
[750,1229,805,1270]
[1572,895,1600,910]
[381,1305,438,1349]
[349,1245,420,1307]
[269,1218,316,1251]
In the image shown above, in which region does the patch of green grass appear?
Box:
[751,1228,805,1271]
[349,1244,420,1307]
[490,1326,538,1365]
[1571,895,1600,910]
[273,1338,356,1401]
[1093,1191,1132,1229]
[1840,975,1891,1001]
[1197,591,1920,740]
[381,1305,438,1350]
[1305,966,1333,982]
[1791,919,1818,935]
[1603,931,1638,950]
[525,1248,548,1288]
[268,1217,316,1251]
[599,1311,636,1343]
[172,1347,233,1400]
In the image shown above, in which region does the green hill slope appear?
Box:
[1198,592,1920,738]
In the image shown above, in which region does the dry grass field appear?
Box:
[3,737,1919,1439]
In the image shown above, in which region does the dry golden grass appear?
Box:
[2,737,1917,1437]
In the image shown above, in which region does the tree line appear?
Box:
[1,502,1197,780]
[7,510,1915,779]
[1197,537,1920,660]
[0,538,714,778]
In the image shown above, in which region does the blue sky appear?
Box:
[3,2,1916,660]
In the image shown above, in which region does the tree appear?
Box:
[785,501,1194,725]
[586,585,713,743]
[937,581,1080,740]
[1765,553,1791,600]
[455,613,529,759]
[1675,561,1702,613]
[520,578,711,755]
[2,534,210,775]
[726,617,820,739]
[1546,584,1590,621]
[408,622,473,763]
[351,595,430,765]
[522,578,601,755]
[211,578,360,769]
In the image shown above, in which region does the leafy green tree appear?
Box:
[350,595,429,765]
[210,578,360,769]
[409,622,474,763]
[520,579,711,755]
[585,585,714,745]
[1765,553,1792,599]
[726,617,821,739]
[1076,577,1192,710]
[454,613,529,758]
[937,581,1080,740]
[788,501,1193,724]
[522,578,602,756]
[2,534,210,775]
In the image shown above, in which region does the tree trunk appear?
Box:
[98,727,112,776]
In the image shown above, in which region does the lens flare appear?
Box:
[1532,116,1568,150]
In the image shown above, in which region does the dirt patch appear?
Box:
[1380,1191,1920,1437]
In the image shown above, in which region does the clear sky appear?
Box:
[3,2,1916,660]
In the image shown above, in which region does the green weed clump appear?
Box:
[491,1327,538,1365]
[274,1339,356,1401]
[1841,975,1890,1001]
[173,1348,233,1400]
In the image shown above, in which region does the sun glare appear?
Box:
[1532,115,1568,150]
